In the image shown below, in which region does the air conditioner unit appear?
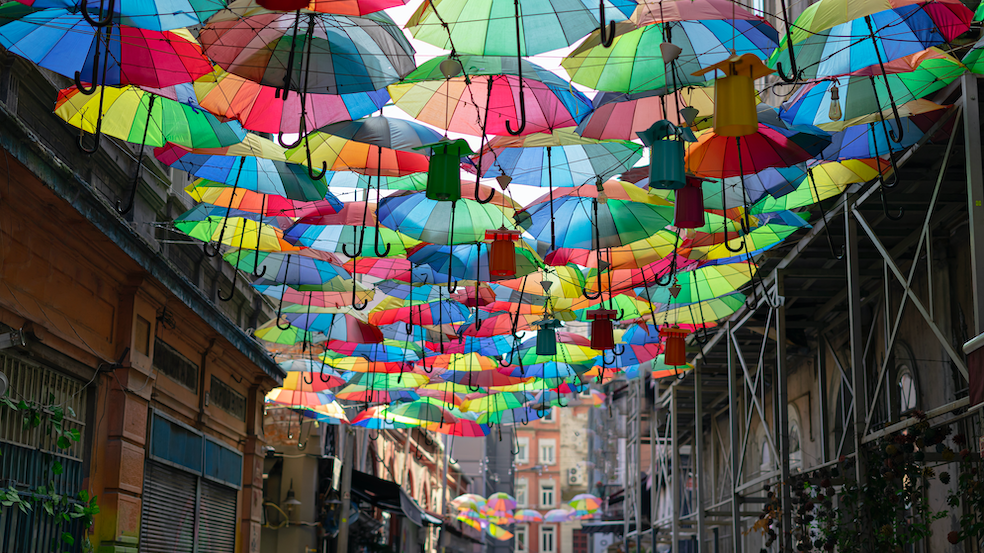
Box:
[568,467,581,485]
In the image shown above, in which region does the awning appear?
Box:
[350,470,439,527]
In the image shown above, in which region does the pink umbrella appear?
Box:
[543,508,575,522]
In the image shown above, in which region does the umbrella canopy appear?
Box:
[281,313,385,343]
[576,86,715,140]
[562,20,777,93]
[11,0,224,30]
[818,111,946,161]
[513,509,544,522]
[779,48,965,128]
[0,6,212,87]
[284,202,420,258]
[285,131,430,176]
[173,204,298,252]
[200,10,415,94]
[543,508,575,522]
[630,0,766,25]
[55,85,247,150]
[569,493,602,513]
[156,135,330,201]
[750,159,888,212]
[388,55,592,136]
[405,0,637,57]
[515,181,674,251]
[223,250,349,285]
[686,122,832,179]
[315,116,444,152]
[193,66,390,134]
[186,179,343,218]
[376,192,518,245]
[470,129,643,187]
[486,492,517,514]
[266,388,336,408]
[767,0,971,79]
[279,358,347,388]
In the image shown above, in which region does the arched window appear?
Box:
[898,367,917,414]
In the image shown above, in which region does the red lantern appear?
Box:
[485,228,522,277]
[257,0,309,10]
[587,309,618,351]
[661,325,689,366]
[673,178,705,229]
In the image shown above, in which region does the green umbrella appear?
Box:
[635,262,757,305]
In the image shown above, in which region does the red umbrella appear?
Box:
[685,122,831,179]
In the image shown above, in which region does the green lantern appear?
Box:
[534,318,562,356]
[417,138,473,201]
[636,120,697,190]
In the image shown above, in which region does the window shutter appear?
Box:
[140,461,197,553]
[197,479,238,553]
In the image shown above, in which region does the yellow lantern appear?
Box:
[692,53,774,137]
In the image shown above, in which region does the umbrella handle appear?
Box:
[278,132,304,149]
[117,95,156,215]
[249,195,269,278]
[302,368,314,385]
[77,83,107,155]
[80,0,114,28]
[597,0,616,48]
[475,185,495,204]
[342,226,367,258]
[880,187,904,221]
[446,203,458,293]
[775,0,800,83]
[864,17,905,144]
[806,169,845,260]
[74,25,110,96]
[601,349,616,366]
[350,285,369,311]
[305,143,328,181]
[722,177,747,254]
[373,223,392,257]
[505,0,527,136]
[319,345,332,382]
[219,229,249,302]
[612,344,625,356]
[583,211,604,300]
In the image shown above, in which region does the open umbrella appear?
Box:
[279,358,347,389]
[405,0,637,57]
[513,509,543,523]
[376,191,519,245]
[285,202,420,258]
[576,86,715,140]
[200,9,415,94]
[562,20,777,93]
[388,55,592,137]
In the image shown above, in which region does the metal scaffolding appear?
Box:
[609,75,984,553]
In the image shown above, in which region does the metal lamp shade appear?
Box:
[257,0,309,10]
[673,180,705,229]
[485,228,522,277]
[587,309,617,351]
[424,140,471,201]
[712,73,758,137]
[536,327,558,356]
[648,140,686,190]
[661,325,689,366]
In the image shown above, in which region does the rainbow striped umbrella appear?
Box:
[513,509,543,523]
[569,493,603,513]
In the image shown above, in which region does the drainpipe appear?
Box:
[197,338,216,426]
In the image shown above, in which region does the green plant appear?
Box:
[0,393,98,553]
[945,432,984,545]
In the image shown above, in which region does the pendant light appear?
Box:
[440,56,463,79]
[534,319,562,356]
[257,0,308,11]
[418,138,473,201]
[485,227,522,277]
[692,53,774,137]
[637,120,697,191]
[661,325,689,366]
[587,309,618,351]
[673,176,706,229]
[828,83,843,121]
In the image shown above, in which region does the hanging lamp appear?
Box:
[827,83,843,121]
[586,309,618,351]
[673,176,706,229]
[692,53,774,137]
[417,138,473,201]
[661,325,689,366]
[485,227,522,277]
[534,319,562,356]
[637,120,697,191]
[258,0,308,10]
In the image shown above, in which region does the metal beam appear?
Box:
[845,205,867,485]
[695,360,707,548]
[963,74,984,334]
[727,321,742,553]
[775,270,792,551]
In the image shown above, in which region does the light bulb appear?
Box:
[828,83,843,121]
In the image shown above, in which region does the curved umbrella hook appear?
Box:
[601,349,616,366]
[218,219,249,303]
[318,344,332,382]
[77,27,114,152]
[583,199,604,300]
[723,142,747,253]
[612,343,625,356]
[447,202,458,293]
[274,256,293,330]
[81,0,115,27]
[475,78,496,204]
[276,10,303,102]
[117,95,156,215]
[372,146,392,256]
[250,196,269,278]
[505,0,527,136]
[868,122,904,220]
[203,157,247,258]
[597,0,617,48]
[865,16,904,144]
[775,0,799,83]
[350,284,369,311]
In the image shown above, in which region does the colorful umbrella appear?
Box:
[200,10,415,94]
[281,313,384,343]
[486,524,513,541]
[513,509,543,522]
[315,116,444,153]
[750,159,888,212]
[388,55,592,137]
[767,0,971,80]
[186,180,343,218]
[173,204,298,252]
[562,20,777,93]
[255,284,376,308]
[569,493,602,513]
[376,192,519,245]
[486,492,517,514]
[193,66,390,134]
[685,122,832,179]
[279,358,347,388]
[285,131,431,176]
[266,388,336,408]
[0,6,212,87]
[576,86,716,140]
[630,0,766,25]
[405,0,637,57]
[543,508,575,522]
[470,129,643,188]
[284,202,420,258]
[156,135,330,201]
[55,85,247,149]
[476,406,548,425]
[779,48,965,128]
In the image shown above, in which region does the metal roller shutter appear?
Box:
[139,461,197,553]
[197,479,238,552]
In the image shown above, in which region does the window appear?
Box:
[899,368,917,413]
[539,439,556,465]
[540,407,555,423]
[516,437,529,464]
[540,481,555,507]
[751,0,765,16]
[541,526,556,553]
[515,525,528,552]
[516,478,528,507]
[141,412,241,552]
